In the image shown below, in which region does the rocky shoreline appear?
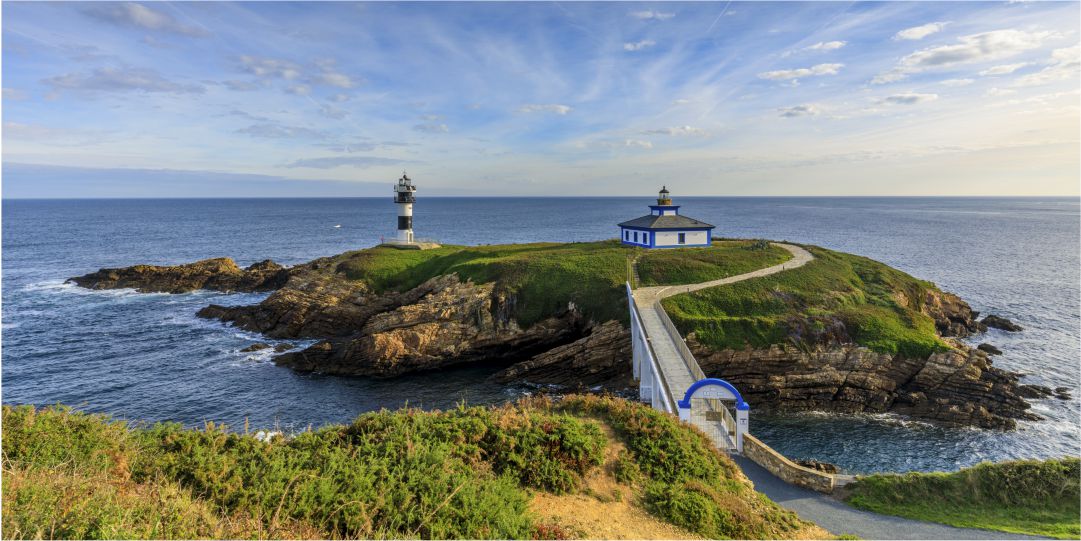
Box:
[68,252,1054,429]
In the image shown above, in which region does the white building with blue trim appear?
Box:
[619,187,715,248]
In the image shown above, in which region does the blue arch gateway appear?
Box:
[678,378,750,452]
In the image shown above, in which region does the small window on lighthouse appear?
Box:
[678,233,686,244]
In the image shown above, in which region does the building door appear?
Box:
[678,233,686,244]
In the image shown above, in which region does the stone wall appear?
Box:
[743,434,836,494]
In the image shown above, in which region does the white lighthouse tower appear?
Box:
[393,172,417,243]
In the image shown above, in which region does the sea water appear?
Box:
[3,197,1078,473]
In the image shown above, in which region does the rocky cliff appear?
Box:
[67,244,1045,429]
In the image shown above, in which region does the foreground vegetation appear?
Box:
[663,245,950,358]
[844,458,1080,539]
[2,398,817,539]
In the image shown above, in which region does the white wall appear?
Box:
[654,230,708,246]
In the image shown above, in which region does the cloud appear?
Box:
[282,156,409,169]
[318,104,349,119]
[642,125,708,136]
[986,87,1017,97]
[236,123,329,140]
[285,84,311,96]
[980,63,1029,76]
[624,40,657,52]
[894,22,949,41]
[758,63,843,81]
[518,103,572,115]
[940,78,975,87]
[1013,44,1080,86]
[880,92,939,105]
[421,114,444,121]
[42,67,204,94]
[330,93,350,103]
[873,29,1055,83]
[222,79,261,91]
[239,55,302,80]
[783,41,846,56]
[777,104,820,117]
[581,139,653,150]
[671,98,691,105]
[3,88,28,101]
[630,10,674,20]
[314,71,355,88]
[83,2,208,37]
[413,123,449,133]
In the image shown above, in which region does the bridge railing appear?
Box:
[653,303,706,381]
[627,283,677,414]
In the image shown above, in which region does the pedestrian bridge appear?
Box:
[627,243,855,493]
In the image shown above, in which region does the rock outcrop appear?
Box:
[691,340,1037,429]
[67,258,289,294]
[982,314,1024,332]
[977,343,1003,355]
[257,274,589,378]
[490,321,633,390]
[922,290,986,337]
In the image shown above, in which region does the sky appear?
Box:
[2,1,1079,198]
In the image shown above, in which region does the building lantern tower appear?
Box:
[394,172,416,243]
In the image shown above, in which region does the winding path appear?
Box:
[632,243,1047,540]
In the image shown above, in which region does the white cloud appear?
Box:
[237,123,329,140]
[807,40,846,52]
[413,123,449,133]
[880,92,939,105]
[315,71,355,88]
[624,40,656,52]
[518,103,572,115]
[83,2,208,37]
[1013,44,1080,86]
[671,98,691,106]
[940,78,975,87]
[285,84,311,96]
[980,63,1029,76]
[777,104,820,117]
[758,63,843,81]
[240,56,301,80]
[894,22,949,41]
[42,67,204,94]
[630,10,674,20]
[986,87,1017,97]
[873,29,1056,84]
[330,93,350,103]
[642,125,709,136]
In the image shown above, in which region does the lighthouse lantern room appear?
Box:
[394,172,417,243]
[618,186,715,248]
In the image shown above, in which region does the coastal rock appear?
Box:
[982,315,1023,332]
[1018,384,1053,399]
[272,275,587,377]
[240,343,271,352]
[976,343,1003,355]
[273,343,295,352]
[921,290,986,337]
[691,340,1036,429]
[67,258,289,294]
[490,320,633,390]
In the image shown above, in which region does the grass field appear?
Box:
[2,399,818,540]
[844,458,1081,539]
[635,239,792,286]
[661,245,950,358]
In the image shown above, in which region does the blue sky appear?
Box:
[3,1,1079,197]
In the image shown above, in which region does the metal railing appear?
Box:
[653,303,706,381]
[627,283,677,414]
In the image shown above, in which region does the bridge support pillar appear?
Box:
[736,407,748,453]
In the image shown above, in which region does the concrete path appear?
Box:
[632,243,1047,539]
[734,456,1046,540]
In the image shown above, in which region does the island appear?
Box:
[68,238,1048,430]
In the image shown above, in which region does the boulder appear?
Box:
[240,342,271,352]
[982,315,1023,332]
[976,343,1003,355]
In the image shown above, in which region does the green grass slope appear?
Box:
[636,239,792,286]
[844,458,1081,539]
[2,399,814,540]
[662,245,950,358]
[326,239,788,327]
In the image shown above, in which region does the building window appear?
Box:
[678,232,686,244]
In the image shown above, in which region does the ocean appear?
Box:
[3,197,1078,474]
